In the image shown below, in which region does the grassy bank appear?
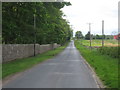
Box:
[3,43,68,79]
[98,47,119,58]
[75,40,118,88]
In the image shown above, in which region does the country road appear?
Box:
[3,41,99,88]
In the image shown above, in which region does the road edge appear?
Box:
[2,44,68,87]
[80,54,106,88]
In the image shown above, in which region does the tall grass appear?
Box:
[75,40,118,88]
[98,47,119,58]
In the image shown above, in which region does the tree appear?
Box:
[92,35,96,39]
[105,35,113,39]
[75,31,83,39]
[96,34,100,39]
[2,2,72,45]
[95,34,103,39]
[85,31,90,40]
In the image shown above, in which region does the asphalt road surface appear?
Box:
[3,41,99,88]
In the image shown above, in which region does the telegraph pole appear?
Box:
[102,20,104,47]
[87,23,92,49]
[34,3,36,56]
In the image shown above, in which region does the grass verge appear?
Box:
[3,43,68,79]
[74,40,118,88]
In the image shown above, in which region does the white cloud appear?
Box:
[61,0,119,36]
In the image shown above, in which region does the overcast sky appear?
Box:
[61,0,119,36]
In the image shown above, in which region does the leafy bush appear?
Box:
[98,47,119,58]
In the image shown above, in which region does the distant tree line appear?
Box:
[75,31,113,40]
[2,2,73,45]
[85,32,105,40]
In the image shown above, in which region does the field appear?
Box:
[75,40,118,88]
[80,39,118,47]
[80,39,119,58]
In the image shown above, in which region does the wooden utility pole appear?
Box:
[34,3,36,56]
[102,20,104,47]
[87,23,92,49]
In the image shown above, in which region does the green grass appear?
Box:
[81,39,102,46]
[98,47,119,58]
[75,40,118,88]
[2,44,68,79]
[80,39,118,47]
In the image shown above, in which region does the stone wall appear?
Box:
[2,43,60,62]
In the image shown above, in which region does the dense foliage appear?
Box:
[84,31,112,40]
[98,47,119,58]
[85,31,90,40]
[92,34,105,39]
[2,2,73,45]
[75,31,83,39]
[105,35,113,39]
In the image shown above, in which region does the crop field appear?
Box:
[80,39,118,47]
